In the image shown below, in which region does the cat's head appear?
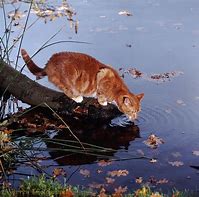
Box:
[117,93,144,121]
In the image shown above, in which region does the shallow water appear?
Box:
[1,0,199,193]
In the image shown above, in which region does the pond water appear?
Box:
[1,0,199,194]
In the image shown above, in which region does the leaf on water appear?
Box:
[105,177,115,184]
[53,168,66,177]
[98,160,112,167]
[156,178,169,184]
[8,10,25,20]
[99,188,107,197]
[118,10,132,16]
[113,186,128,196]
[192,150,199,156]
[150,158,158,163]
[107,170,129,177]
[96,169,103,174]
[168,161,184,167]
[135,177,143,184]
[79,169,90,177]
[144,134,164,149]
[128,68,143,79]
[176,99,186,106]
[88,182,104,189]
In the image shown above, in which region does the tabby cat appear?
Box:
[21,49,144,120]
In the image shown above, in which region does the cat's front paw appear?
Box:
[72,96,83,103]
[99,101,108,106]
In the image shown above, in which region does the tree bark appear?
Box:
[0,60,121,120]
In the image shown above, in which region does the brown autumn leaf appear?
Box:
[113,186,128,197]
[53,168,66,177]
[99,188,107,197]
[79,169,90,177]
[144,134,164,149]
[156,178,169,184]
[128,68,143,78]
[98,160,112,167]
[3,130,13,134]
[135,177,143,184]
[60,188,74,197]
[168,161,184,167]
[107,170,129,177]
[88,182,104,189]
[105,177,115,184]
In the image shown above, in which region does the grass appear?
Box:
[0,175,198,197]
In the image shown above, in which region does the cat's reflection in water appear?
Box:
[46,117,140,165]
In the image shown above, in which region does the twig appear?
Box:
[44,102,86,151]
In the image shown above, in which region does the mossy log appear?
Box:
[0,60,121,119]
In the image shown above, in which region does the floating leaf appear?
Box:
[105,177,115,184]
[53,168,66,177]
[156,178,169,184]
[192,150,199,156]
[107,170,129,177]
[128,68,143,79]
[98,160,112,167]
[88,182,104,189]
[168,161,184,167]
[118,10,132,16]
[79,169,90,177]
[113,186,128,196]
[176,99,186,106]
[135,177,143,184]
[150,158,158,163]
[144,134,164,149]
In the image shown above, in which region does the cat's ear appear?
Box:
[123,96,131,106]
[137,93,144,101]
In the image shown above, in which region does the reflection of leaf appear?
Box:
[193,150,199,156]
[79,169,90,177]
[168,161,184,167]
[107,170,129,177]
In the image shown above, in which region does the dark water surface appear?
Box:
[1,0,199,193]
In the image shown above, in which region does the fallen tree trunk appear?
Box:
[0,60,121,119]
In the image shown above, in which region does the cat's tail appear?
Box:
[21,49,47,79]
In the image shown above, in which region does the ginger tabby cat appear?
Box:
[21,49,144,120]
